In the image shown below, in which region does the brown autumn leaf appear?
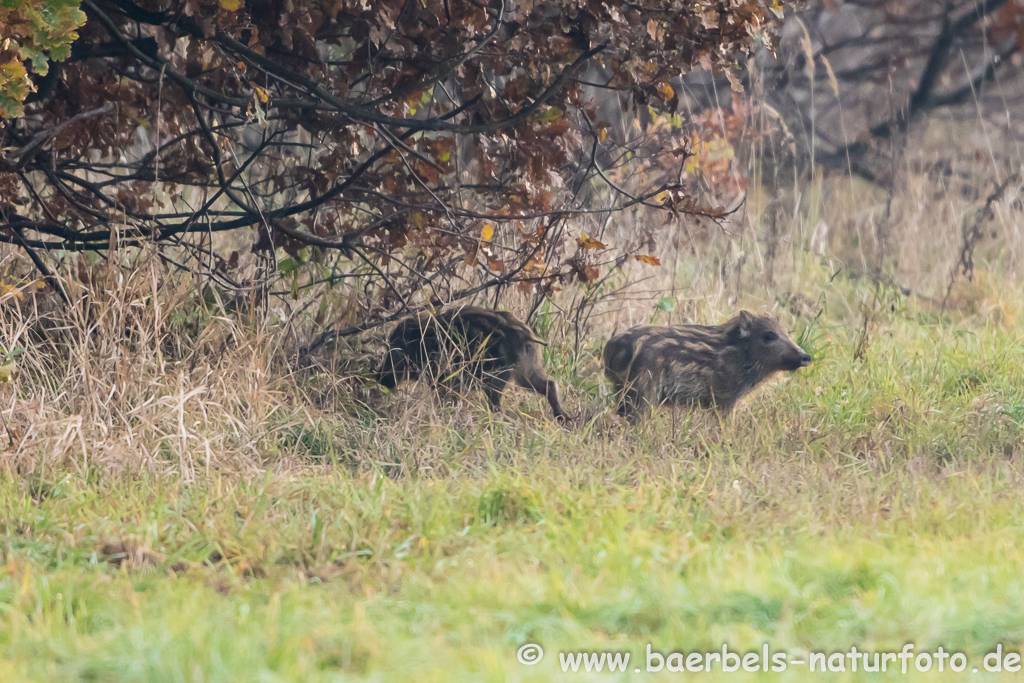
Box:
[634,254,662,266]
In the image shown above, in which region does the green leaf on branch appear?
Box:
[0,0,87,117]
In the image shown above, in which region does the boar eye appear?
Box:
[763,331,778,342]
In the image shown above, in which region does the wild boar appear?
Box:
[603,310,810,417]
[375,306,567,422]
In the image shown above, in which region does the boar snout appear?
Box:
[784,347,812,371]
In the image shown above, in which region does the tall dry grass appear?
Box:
[0,251,289,478]
[1,110,1023,482]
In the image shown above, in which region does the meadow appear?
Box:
[4,242,1024,680]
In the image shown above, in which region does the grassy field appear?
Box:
[3,267,1024,681]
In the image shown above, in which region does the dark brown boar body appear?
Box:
[603,311,810,417]
[376,306,567,422]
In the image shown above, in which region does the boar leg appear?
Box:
[614,381,647,420]
[376,349,416,389]
[482,377,508,411]
[517,370,567,423]
[615,387,637,418]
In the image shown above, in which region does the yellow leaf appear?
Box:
[220,0,241,10]
[0,364,12,383]
[576,232,607,250]
[523,257,545,272]
[253,85,269,103]
[0,283,23,301]
[1,61,27,80]
[481,224,494,242]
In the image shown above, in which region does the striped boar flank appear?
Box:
[603,311,811,417]
[376,306,567,422]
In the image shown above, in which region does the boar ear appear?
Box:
[725,311,753,344]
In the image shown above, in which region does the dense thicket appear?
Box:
[1,0,782,331]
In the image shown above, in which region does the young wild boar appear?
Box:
[375,306,567,422]
[603,310,810,417]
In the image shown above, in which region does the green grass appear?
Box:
[5,306,1024,681]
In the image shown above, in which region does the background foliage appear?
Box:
[1,0,781,337]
